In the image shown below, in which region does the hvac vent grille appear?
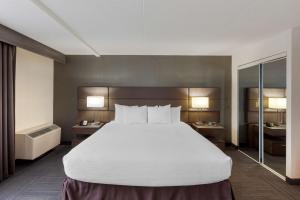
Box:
[28,125,58,138]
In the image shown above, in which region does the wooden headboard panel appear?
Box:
[108,87,189,110]
[77,87,221,123]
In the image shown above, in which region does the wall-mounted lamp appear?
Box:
[87,96,104,108]
[191,96,210,125]
[191,97,209,110]
[86,96,104,123]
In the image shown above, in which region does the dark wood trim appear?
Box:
[0,24,66,64]
[286,177,300,185]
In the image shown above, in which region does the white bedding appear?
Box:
[63,122,232,187]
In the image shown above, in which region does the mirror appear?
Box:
[238,65,260,162]
[263,59,287,176]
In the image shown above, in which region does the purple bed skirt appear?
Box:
[62,177,234,200]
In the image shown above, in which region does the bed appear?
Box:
[62,121,233,200]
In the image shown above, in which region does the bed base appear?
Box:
[62,177,234,200]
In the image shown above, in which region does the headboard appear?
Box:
[77,87,221,123]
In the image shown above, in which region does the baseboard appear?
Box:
[286,177,300,185]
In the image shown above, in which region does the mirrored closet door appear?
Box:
[238,65,260,162]
[238,58,287,177]
[262,59,286,176]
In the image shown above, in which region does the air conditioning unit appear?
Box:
[15,124,61,160]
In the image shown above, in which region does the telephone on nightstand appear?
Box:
[79,120,88,126]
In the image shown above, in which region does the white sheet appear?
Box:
[63,122,232,187]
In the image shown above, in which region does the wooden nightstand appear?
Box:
[191,123,226,150]
[72,123,105,147]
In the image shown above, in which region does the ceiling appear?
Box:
[0,0,300,56]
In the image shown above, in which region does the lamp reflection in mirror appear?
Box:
[268,97,286,109]
[268,97,286,124]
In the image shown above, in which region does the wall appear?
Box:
[54,55,231,142]
[15,48,54,132]
[286,27,300,179]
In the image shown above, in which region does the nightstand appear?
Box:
[72,123,105,147]
[191,123,226,150]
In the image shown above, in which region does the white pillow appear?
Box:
[148,105,171,124]
[171,106,181,123]
[115,104,125,123]
[115,104,138,123]
[124,106,148,124]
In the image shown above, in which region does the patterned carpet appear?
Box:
[0,146,69,200]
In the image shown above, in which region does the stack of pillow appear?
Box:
[115,104,181,124]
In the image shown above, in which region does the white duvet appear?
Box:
[63,122,232,187]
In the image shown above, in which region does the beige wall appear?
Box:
[15,48,54,132]
[286,27,300,179]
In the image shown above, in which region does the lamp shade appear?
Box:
[268,97,286,109]
[87,96,104,108]
[191,97,209,109]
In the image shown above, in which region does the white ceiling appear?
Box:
[0,0,300,55]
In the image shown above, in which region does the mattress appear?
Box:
[63,122,232,187]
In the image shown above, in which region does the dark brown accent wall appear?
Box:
[0,24,66,63]
[54,55,231,142]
